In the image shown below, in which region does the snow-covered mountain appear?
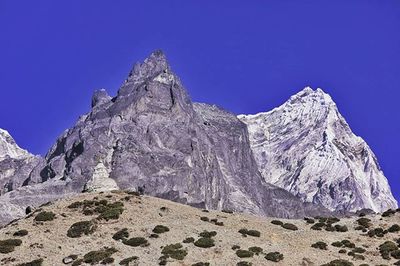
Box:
[0,129,30,160]
[238,87,397,213]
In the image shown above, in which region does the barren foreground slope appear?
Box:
[0,191,399,266]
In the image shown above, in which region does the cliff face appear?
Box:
[0,52,329,226]
[239,87,397,213]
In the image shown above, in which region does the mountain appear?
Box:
[0,51,330,226]
[0,190,397,266]
[238,87,397,213]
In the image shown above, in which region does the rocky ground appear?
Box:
[0,191,399,266]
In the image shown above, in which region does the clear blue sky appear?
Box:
[1,1,399,201]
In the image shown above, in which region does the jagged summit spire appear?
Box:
[290,87,334,106]
[127,50,170,82]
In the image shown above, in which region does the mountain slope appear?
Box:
[238,87,397,213]
[0,52,330,226]
[0,190,397,266]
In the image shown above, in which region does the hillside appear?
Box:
[0,191,399,265]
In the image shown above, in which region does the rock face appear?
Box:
[238,87,397,213]
[0,52,330,226]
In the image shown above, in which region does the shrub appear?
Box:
[341,240,355,249]
[183,237,194,243]
[161,243,187,260]
[326,217,340,224]
[238,228,260,237]
[123,237,149,247]
[352,247,366,253]
[389,224,400,233]
[332,241,343,247]
[200,217,209,222]
[236,249,253,258]
[304,218,315,224]
[368,227,386,238]
[149,234,159,238]
[311,241,328,250]
[153,225,170,234]
[271,220,283,226]
[83,247,117,264]
[334,225,348,232]
[356,218,371,228]
[112,228,129,241]
[281,223,298,231]
[97,202,124,221]
[392,250,400,259]
[222,209,233,214]
[199,231,217,238]
[232,245,240,250]
[101,257,114,264]
[13,229,28,237]
[34,211,56,222]
[311,222,325,230]
[379,241,398,259]
[265,252,284,262]
[215,221,224,226]
[382,209,396,217]
[67,221,96,238]
[192,263,210,266]
[119,256,138,266]
[249,246,263,255]
[0,239,22,254]
[321,259,354,266]
[338,249,347,254]
[237,262,252,266]
[194,237,214,248]
[16,259,44,266]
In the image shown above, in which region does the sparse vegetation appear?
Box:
[16,259,44,266]
[34,211,56,222]
[112,228,129,241]
[321,259,354,266]
[123,237,149,247]
[236,249,253,258]
[281,223,298,231]
[271,220,283,225]
[13,229,28,237]
[199,231,217,238]
[0,239,22,254]
[388,224,400,233]
[194,237,215,248]
[153,225,170,234]
[67,220,96,238]
[265,252,284,262]
[83,247,117,264]
[183,237,195,243]
[161,243,188,260]
[379,241,398,259]
[236,262,252,266]
[248,246,263,255]
[356,218,371,228]
[238,228,260,237]
[119,256,138,266]
[311,241,328,250]
[192,262,210,266]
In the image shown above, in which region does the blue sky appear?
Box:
[0,1,399,201]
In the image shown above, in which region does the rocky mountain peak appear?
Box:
[239,87,397,213]
[0,129,30,160]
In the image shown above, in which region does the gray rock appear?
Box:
[0,51,331,226]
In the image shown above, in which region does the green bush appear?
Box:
[200,217,209,222]
[238,228,260,237]
[352,247,366,253]
[331,241,342,247]
[34,211,56,222]
[192,263,210,266]
[112,228,129,241]
[67,221,96,238]
[334,225,348,232]
[368,227,386,238]
[265,252,284,262]
[101,257,114,264]
[0,239,22,254]
[222,209,234,214]
[341,240,355,248]
[311,222,325,230]
[321,259,354,266]
[183,237,195,243]
[194,237,214,248]
[271,220,283,226]
[13,229,28,237]
[382,209,396,217]
[97,202,124,221]
[199,231,217,238]
[388,224,400,233]
[161,243,187,260]
[236,249,253,258]
[153,225,170,234]
[281,223,298,231]
[119,256,138,266]
[356,218,371,228]
[16,259,44,266]
[338,249,347,254]
[123,237,149,247]
[311,241,328,250]
[236,262,252,266]
[391,250,400,259]
[304,218,315,224]
[379,241,398,259]
[149,234,159,238]
[232,245,240,250]
[83,247,117,264]
[249,246,263,255]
